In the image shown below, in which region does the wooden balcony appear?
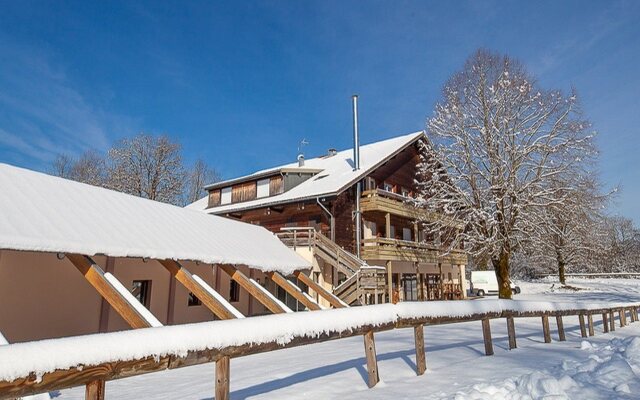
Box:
[360,189,464,229]
[360,237,468,264]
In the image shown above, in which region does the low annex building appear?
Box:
[188,131,468,306]
[0,163,312,344]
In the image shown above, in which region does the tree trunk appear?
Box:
[558,259,566,285]
[492,249,512,299]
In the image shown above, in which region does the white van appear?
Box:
[470,271,520,297]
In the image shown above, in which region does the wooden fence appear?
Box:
[1,301,639,400]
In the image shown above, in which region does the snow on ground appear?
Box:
[55,278,640,399]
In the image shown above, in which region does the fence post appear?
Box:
[619,309,626,327]
[414,324,427,375]
[602,313,609,333]
[506,316,517,349]
[610,310,616,331]
[85,379,105,400]
[481,318,494,356]
[364,330,380,387]
[215,356,230,400]
[579,314,587,338]
[587,313,595,337]
[542,315,551,343]
[556,314,566,341]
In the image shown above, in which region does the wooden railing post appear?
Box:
[619,309,626,327]
[293,271,347,308]
[215,356,230,400]
[159,260,244,320]
[542,315,551,343]
[414,325,427,375]
[555,314,566,341]
[602,313,609,333]
[610,310,616,331]
[66,254,159,400]
[578,314,587,338]
[268,271,322,311]
[219,264,288,314]
[481,318,493,356]
[506,316,517,349]
[587,313,595,336]
[85,379,105,400]
[363,330,379,387]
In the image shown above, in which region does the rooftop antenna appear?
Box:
[297,138,309,167]
[297,138,309,154]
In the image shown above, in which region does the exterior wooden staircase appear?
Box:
[277,228,386,305]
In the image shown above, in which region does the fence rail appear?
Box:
[1,300,639,399]
[534,272,640,279]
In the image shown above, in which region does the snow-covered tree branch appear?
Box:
[415,49,597,298]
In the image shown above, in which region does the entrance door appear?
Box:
[402,274,418,301]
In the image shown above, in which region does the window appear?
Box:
[229,280,240,302]
[383,182,393,192]
[131,280,151,309]
[401,187,410,198]
[390,225,396,239]
[257,178,270,198]
[221,187,232,204]
[402,228,412,241]
[188,292,202,307]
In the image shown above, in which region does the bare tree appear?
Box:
[415,49,596,298]
[51,151,106,186]
[72,150,107,186]
[51,154,74,179]
[106,134,186,204]
[601,216,640,272]
[183,159,221,205]
[527,175,611,284]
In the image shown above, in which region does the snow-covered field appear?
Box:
[56,278,640,399]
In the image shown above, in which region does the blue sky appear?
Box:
[0,1,638,222]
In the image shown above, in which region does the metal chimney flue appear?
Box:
[352,94,362,258]
[352,95,360,171]
[297,153,305,167]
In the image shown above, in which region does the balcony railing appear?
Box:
[361,237,467,264]
[360,189,464,229]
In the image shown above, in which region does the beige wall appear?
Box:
[0,250,103,342]
[0,250,278,343]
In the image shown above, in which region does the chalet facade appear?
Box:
[189,131,468,306]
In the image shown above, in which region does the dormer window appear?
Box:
[257,178,270,198]
[221,187,232,205]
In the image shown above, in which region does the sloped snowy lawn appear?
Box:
[453,337,640,399]
[56,278,640,399]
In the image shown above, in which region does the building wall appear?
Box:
[0,250,103,343]
[0,250,275,343]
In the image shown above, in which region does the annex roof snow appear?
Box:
[187,131,425,214]
[0,164,309,273]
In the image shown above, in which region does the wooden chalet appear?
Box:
[189,131,468,306]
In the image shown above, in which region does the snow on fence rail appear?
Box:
[1,300,640,400]
[534,272,640,279]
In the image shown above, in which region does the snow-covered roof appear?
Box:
[187,131,425,214]
[0,164,310,273]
